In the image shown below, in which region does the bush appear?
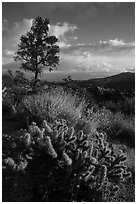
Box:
[85,108,135,148]
[106,117,135,148]
[3,119,132,202]
[118,97,135,115]
[86,107,114,132]
[2,70,31,118]
[18,86,86,126]
[104,101,119,113]
[102,97,135,116]
[2,86,30,118]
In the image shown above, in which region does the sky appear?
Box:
[2,2,135,78]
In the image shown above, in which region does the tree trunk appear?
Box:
[33,54,38,92]
[33,71,38,92]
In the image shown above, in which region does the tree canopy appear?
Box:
[14,16,60,89]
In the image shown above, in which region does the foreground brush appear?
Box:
[3,119,132,201]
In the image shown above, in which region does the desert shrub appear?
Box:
[13,70,29,86]
[2,86,30,119]
[3,119,132,202]
[103,101,119,113]
[18,86,86,126]
[10,86,31,105]
[118,97,135,115]
[106,116,135,148]
[2,70,29,88]
[2,70,31,118]
[84,108,135,148]
[99,97,135,116]
[85,107,114,132]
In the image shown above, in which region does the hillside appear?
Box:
[2,70,135,202]
[74,72,135,92]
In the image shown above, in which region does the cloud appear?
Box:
[59,39,134,73]
[59,51,134,73]
[12,19,33,39]
[3,18,33,47]
[2,18,78,63]
[59,52,113,72]
[57,41,71,48]
[122,67,135,72]
[2,18,33,64]
[49,22,78,48]
[49,22,77,38]
[99,39,125,46]
[62,39,135,56]
[69,36,79,41]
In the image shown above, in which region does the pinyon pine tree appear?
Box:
[14,16,60,90]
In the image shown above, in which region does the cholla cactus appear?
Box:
[4,156,28,172]
[3,119,132,202]
[43,136,57,158]
[28,122,43,141]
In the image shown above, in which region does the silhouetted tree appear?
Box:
[14,16,60,91]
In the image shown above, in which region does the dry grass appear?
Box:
[21,86,86,126]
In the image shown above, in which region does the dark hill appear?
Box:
[98,72,135,91]
[74,72,135,92]
[58,72,135,104]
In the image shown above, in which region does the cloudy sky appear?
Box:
[2,2,135,77]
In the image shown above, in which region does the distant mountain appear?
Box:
[100,72,135,91]
[75,72,135,92]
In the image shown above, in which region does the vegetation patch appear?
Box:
[3,119,133,202]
